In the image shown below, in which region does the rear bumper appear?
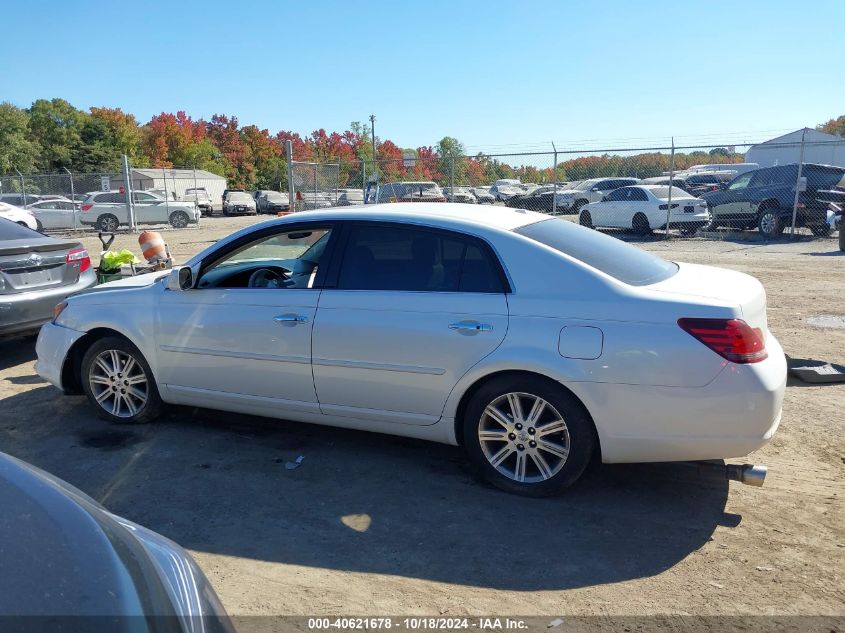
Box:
[35,321,87,391]
[581,335,787,463]
[0,270,96,336]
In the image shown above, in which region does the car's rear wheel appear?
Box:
[169,210,190,228]
[632,212,651,235]
[679,224,698,237]
[97,214,119,232]
[579,210,593,229]
[462,375,596,497]
[810,224,830,237]
[81,336,162,424]
[840,222,845,251]
[757,207,784,239]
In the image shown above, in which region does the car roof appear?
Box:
[268,203,545,232]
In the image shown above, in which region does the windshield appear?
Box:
[515,218,678,286]
[572,180,598,191]
[266,192,286,201]
[649,186,692,199]
[228,192,252,202]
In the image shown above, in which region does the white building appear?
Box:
[112,168,228,208]
[745,128,845,169]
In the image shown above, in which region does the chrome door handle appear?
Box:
[274,314,309,324]
[449,321,493,333]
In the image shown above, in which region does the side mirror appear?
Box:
[167,266,193,291]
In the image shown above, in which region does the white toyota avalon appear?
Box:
[35,204,786,496]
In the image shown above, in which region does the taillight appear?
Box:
[678,318,767,364]
[81,203,93,212]
[66,247,91,273]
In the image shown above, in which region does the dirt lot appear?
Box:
[0,215,842,618]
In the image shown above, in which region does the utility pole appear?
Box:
[369,114,376,162]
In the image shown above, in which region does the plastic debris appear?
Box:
[547,619,564,628]
[285,455,305,470]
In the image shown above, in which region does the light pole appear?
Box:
[369,114,376,162]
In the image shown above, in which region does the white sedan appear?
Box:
[580,185,710,236]
[35,204,785,496]
[0,202,38,231]
[26,198,80,231]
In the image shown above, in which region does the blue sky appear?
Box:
[3,0,844,155]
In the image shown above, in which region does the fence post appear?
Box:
[162,168,170,216]
[664,138,675,238]
[122,154,135,231]
[790,128,807,238]
[14,169,26,205]
[362,160,367,204]
[285,140,295,210]
[552,143,558,216]
[449,156,455,201]
[63,167,77,230]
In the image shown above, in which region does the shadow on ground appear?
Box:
[0,339,37,371]
[0,384,733,592]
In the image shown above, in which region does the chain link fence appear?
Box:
[2,135,843,243]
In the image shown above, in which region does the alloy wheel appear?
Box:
[478,392,570,483]
[88,349,149,418]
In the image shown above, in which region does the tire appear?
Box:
[571,199,587,214]
[757,207,784,239]
[809,224,831,237]
[839,222,845,252]
[679,225,698,237]
[36,220,44,233]
[632,212,651,236]
[97,214,119,232]
[169,210,190,228]
[81,336,163,424]
[579,210,593,229]
[462,375,596,497]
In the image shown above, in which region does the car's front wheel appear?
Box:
[462,375,596,497]
[81,336,163,424]
[757,208,784,239]
[169,210,190,228]
[97,214,119,232]
[579,210,593,229]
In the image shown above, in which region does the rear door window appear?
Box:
[515,218,678,286]
[337,224,506,293]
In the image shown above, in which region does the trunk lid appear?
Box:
[0,238,82,294]
[645,262,768,332]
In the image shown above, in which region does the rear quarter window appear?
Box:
[515,219,678,286]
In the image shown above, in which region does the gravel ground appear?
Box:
[0,213,842,618]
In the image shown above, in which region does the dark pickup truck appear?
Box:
[702,163,845,238]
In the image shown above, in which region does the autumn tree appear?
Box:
[242,125,285,189]
[818,114,845,137]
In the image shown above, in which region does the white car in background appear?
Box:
[25,198,80,231]
[471,187,496,204]
[580,185,710,236]
[80,191,200,231]
[491,179,523,201]
[36,203,785,497]
[555,177,641,213]
[0,202,39,231]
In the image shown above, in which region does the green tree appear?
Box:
[435,136,466,184]
[0,102,39,173]
[28,98,87,170]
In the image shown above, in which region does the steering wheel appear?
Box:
[248,268,285,288]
